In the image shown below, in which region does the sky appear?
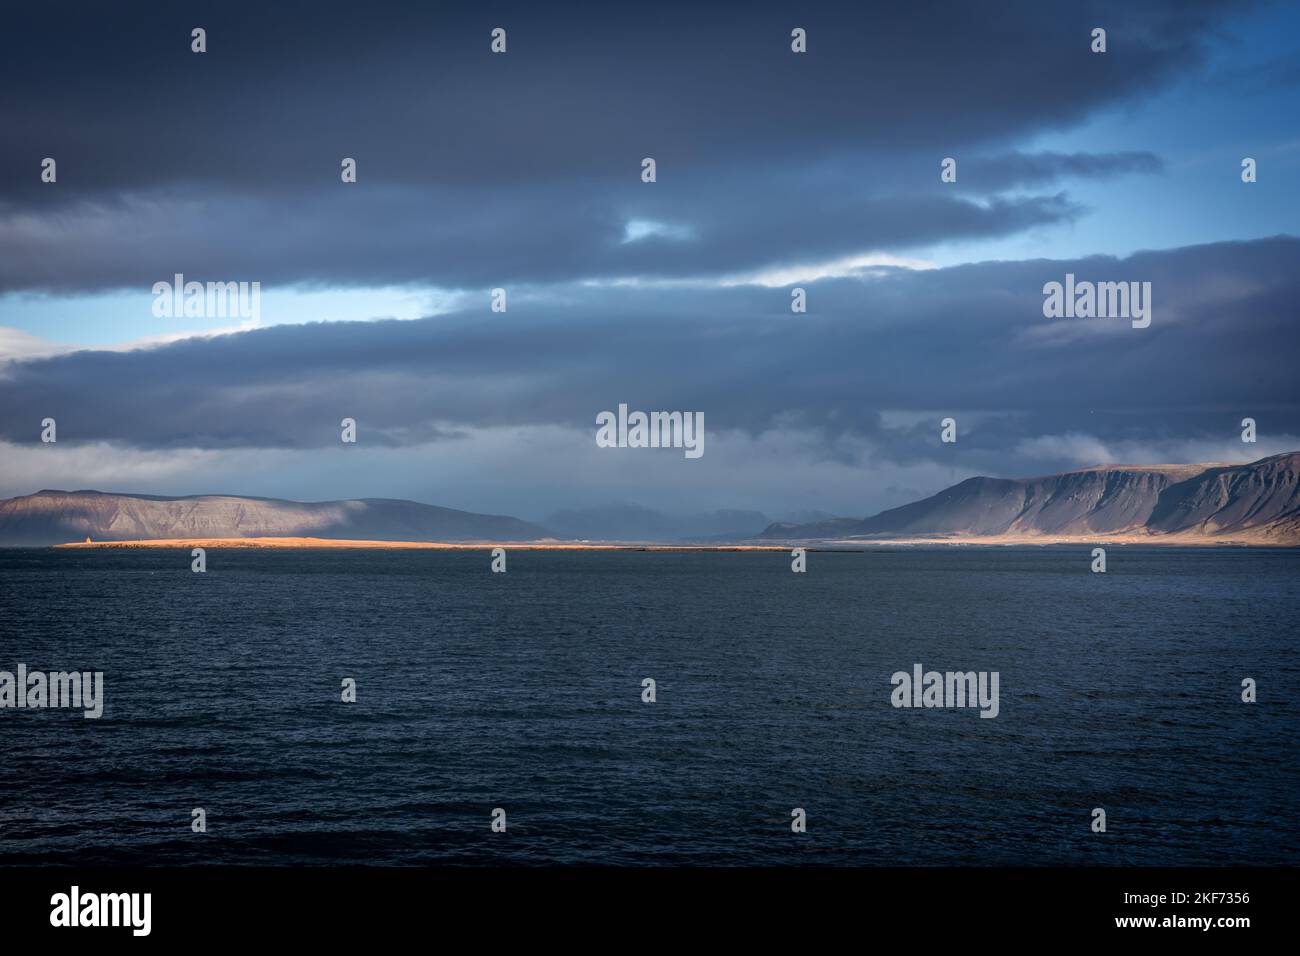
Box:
[1,0,1298,522]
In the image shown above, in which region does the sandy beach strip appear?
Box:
[55,536,805,552]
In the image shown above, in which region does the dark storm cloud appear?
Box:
[958,151,1164,192]
[3,237,1296,458]
[0,0,1237,292]
[0,0,1226,190]
[1216,49,1300,93]
[0,183,1083,293]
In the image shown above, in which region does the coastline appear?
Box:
[48,532,1299,550]
[53,537,803,552]
[815,532,1300,548]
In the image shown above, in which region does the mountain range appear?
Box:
[0,490,547,546]
[758,452,1300,545]
[2,453,1296,546]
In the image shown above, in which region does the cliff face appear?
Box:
[1146,454,1300,537]
[0,491,549,545]
[759,453,1300,542]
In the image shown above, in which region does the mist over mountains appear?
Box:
[0,492,806,546]
[0,490,547,546]
[541,504,773,542]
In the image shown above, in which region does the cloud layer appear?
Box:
[2,0,1294,517]
[3,237,1296,513]
[0,0,1229,292]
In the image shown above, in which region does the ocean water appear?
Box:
[0,546,1296,866]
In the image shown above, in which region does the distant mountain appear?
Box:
[9,453,1297,547]
[775,509,838,526]
[758,452,1300,544]
[543,503,771,541]
[0,490,550,546]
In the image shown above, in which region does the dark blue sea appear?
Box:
[1,546,1296,866]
